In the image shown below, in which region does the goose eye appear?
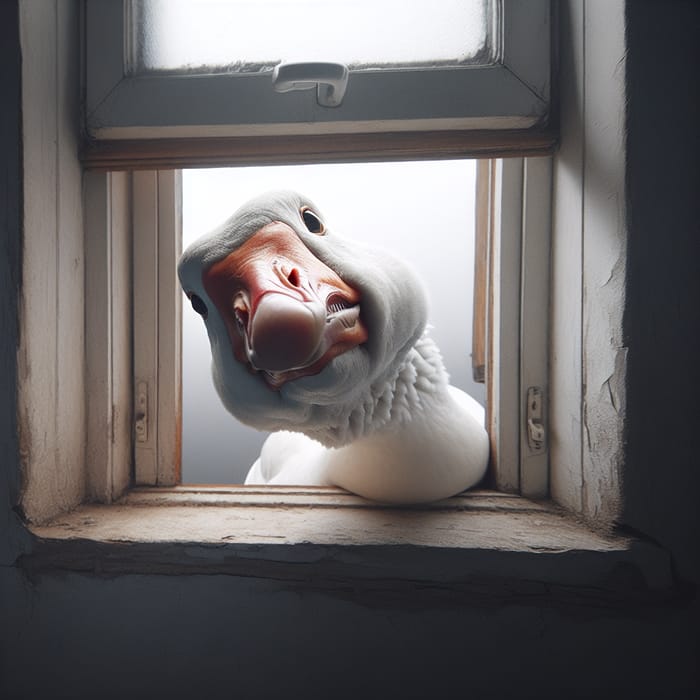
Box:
[189,293,208,317]
[301,207,325,235]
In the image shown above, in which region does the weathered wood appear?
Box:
[85,172,132,502]
[580,0,626,522]
[132,171,160,485]
[132,171,182,487]
[519,157,552,498]
[486,162,497,485]
[24,492,674,601]
[19,0,86,521]
[110,174,134,499]
[488,159,523,492]
[471,161,489,383]
[81,129,558,172]
[123,487,536,511]
[550,1,627,524]
[84,172,112,499]
[27,493,618,551]
[155,171,182,486]
[55,0,85,509]
[550,0,585,512]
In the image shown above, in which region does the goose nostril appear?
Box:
[287,267,301,288]
[234,307,249,334]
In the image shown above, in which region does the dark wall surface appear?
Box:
[0,0,24,566]
[622,0,700,582]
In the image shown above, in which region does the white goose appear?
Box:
[178,191,488,504]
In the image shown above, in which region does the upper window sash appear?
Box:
[84,0,551,143]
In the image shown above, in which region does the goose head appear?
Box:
[178,190,428,443]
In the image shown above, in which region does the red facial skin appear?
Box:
[202,222,368,390]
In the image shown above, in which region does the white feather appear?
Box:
[180,191,489,503]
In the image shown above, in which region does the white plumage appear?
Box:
[178,190,488,503]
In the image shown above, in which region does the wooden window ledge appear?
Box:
[22,488,675,609]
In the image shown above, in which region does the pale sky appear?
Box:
[181,160,484,483]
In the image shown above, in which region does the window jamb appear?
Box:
[487,158,523,491]
[84,171,133,502]
[132,170,182,486]
[479,157,551,496]
[519,157,551,497]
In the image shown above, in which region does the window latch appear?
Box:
[526,386,546,452]
[272,62,349,107]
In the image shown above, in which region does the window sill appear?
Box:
[23,487,675,608]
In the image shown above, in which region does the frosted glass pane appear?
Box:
[132,0,489,73]
[182,160,483,484]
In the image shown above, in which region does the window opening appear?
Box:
[181,160,482,484]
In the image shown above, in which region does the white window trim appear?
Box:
[488,157,551,496]
[84,0,551,141]
[131,171,182,486]
[81,170,183,494]
[84,171,133,501]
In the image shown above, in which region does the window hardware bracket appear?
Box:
[272,62,349,107]
[526,386,545,452]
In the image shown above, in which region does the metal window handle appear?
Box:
[526,386,546,452]
[272,62,349,107]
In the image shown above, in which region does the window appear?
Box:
[82,0,554,168]
[124,156,550,495]
[20,0,555,518]
[76,0,554,499]
[18,0,671,606]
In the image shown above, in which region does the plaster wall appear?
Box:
[0,0,25,569]
[550,0,700,584]
[620,0,700,583]
[1,1,698,698]
[0,567,697,700]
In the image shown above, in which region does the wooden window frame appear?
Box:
[18,0,553,517]
[81,0,555,170]
[484,157,551,496]
[83,156,550,499]
[131,171,182,486]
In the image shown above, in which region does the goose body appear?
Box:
[178,191,488,503]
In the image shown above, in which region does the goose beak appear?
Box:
[202,222,368,388]
[247,292,326,372]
